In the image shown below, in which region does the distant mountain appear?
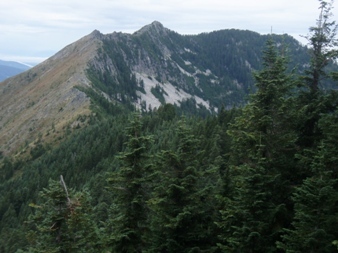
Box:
[0,21,310,155]
[0,60,31,81]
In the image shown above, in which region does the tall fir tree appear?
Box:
[297,0,338,149]
[217,38,296,252]
[280,3,338,250]
[278,113,338,252]
[303,0,338,93]
[107,113,152,253]
[147,119,220,252]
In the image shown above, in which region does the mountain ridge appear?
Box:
[0,21,309,156]
[0,30,103,155]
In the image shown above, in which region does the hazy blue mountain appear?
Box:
[0,60,31,81]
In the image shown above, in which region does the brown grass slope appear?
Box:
[0,30,103,156]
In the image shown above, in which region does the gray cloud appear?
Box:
[0,0,333,64]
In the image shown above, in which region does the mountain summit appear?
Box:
[134,21,169,35]
[0,22,308,155]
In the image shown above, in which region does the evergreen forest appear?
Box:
[1,1,338,252]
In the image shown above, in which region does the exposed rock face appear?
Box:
[86,21,219,112]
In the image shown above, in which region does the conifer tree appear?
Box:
[281,4,338,250]
[107,113,152,253]
[25,177,101,252]
[217,38,296,252]
[303,0,338,93]
[278,113,338,252]
[278,169,338,252]
[297,0,338,148]
[0,204,25,253]
[147,119,219,252]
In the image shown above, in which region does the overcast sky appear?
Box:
[0,0,335,65]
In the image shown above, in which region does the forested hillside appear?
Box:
[1,0,338,252]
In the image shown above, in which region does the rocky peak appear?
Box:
[134,21,169,36]
[89,29,103,39]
